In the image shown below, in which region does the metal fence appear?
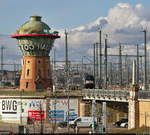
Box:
[138,91,150,99]
[82,89,130,99]
[83,89,150,100]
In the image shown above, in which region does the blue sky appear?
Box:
[0,0,150,34]
[1,0,150,68]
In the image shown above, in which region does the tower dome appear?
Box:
[19,16,50,35]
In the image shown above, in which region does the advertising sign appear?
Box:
[49,98,78,122]
[28,110,45,121]
[22,99,46,122]
[0,98,46,123]
[0,99,20,121]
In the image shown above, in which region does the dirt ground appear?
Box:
[1,121,149,134]
[0,121,129,134]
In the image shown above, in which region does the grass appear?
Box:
[0,87,82,97]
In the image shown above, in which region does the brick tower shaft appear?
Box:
[20,56,52,91]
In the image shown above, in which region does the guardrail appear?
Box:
[82,89,130,102]
[138,91,150,99]
[82,89,150,101]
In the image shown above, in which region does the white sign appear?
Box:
[0,99,20,121]
[49,98,78,122]
[0,99,46,122]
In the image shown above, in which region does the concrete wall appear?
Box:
[139,100,150,127]
[0,98,46,124]
[49,98,78,122]
[79,101,128,124]
[0,96,80,124]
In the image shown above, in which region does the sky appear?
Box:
[0,0,150,34]
[1,0,150,69]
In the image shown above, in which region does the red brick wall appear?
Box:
[19,56,52,91]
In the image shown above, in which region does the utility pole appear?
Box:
[53,48,57,133]
[0,46,5,82]
[0,45,4,72]
[142,30,148,90]
[137,44,139,87]
[92,99,96,133]
[64,30,70,133]
[132,60,136,85]
[119,43,122,88]
[93,43,96,88]
[14,63,16,86]
[99,29,102,88]
[40,103,43,134]
[96,42,98,88]
[125,55,127,86]
[110,62,113,85]
[140,56,143,84]
[127,59,130,86]
[81,56,84,89]
[104,35,108,89]
[102,34,107,133]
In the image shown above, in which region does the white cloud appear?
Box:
[1,2,150,64]
[54,2,150,60]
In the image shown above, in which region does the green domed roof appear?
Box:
[19,16,51,35]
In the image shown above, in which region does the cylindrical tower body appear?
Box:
[11,16,60,91]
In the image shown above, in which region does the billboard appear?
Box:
[49,98,78,122]
[0,99,20,121]
[0,99,46,123]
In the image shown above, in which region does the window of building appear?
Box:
[38,60,41,63]
[27,61,30,63]
[38,69,41,76]
[27,69,30,76]
[26,82,29,88]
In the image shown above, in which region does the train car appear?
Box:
[84,74,95,89]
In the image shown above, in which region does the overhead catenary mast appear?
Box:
[142,29,148,90]
[137,44,139,86]
[64,30,70,133]
[102,34,108,133]
[99,29,102,88]
[119,43,122,88]
[0,45,5,72]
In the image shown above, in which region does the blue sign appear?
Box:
[65,111,78,121]
[49,110,64,122]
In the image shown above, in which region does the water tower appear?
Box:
[11,15,60,91]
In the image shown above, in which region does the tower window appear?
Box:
[26,82,29,88]
[38,60,41,63]
[27,69,30,76]
[27,61,30,63]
